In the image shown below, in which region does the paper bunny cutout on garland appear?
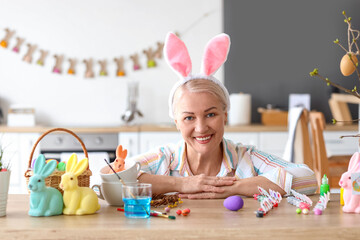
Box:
[164,32,231,119]
[37,50,48,66]
[114,57,126,76]
[23,44,37,63]
[12,37,25,53]
[0,28,15,48]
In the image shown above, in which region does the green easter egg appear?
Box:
[57,162,66,171]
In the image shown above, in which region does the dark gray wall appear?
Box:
[224,0,360,123]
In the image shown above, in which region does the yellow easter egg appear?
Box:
[340,52,358,76]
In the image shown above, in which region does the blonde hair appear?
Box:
[172,78,228,118]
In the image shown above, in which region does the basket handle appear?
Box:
[28,128,89,169]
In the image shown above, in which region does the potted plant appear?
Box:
[0,143,11,217]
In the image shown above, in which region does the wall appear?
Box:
[224,0,360,123]
[0,0,222,126]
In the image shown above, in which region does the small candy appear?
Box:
[302,208,309,215]
[176,209,182,215]
[183,208,190,214]
[273,202,278,207]
[299,202,310,210]
[256,211,264,218]
[314,208,323,215]
[296,208,302,214]
[182,212,188,216]
[164,207,170,213]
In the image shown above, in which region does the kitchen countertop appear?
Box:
[0,123,357,133]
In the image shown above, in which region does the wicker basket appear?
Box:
[24,128,92,194]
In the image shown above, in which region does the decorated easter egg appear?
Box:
[57,162,66,171]
[31,158,37,169]
[46,159,58,164]
[223,195,244,211]
[340,52,358,76]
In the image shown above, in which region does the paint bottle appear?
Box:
[320,174,330,196]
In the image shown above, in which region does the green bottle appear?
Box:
[320,174,330,196]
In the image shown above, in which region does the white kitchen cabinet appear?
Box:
[118,132,139,157]
[224,132,258,146]
[258,132,288,158]
[323,131,358,156]
[139,132,182,153]
[0,133,39,194]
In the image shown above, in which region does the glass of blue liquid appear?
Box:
[122,183,152,218]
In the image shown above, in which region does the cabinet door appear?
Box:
[323,131,359,156]
[139,132,182,153]
[0,133,39,194]
[118,132,139,157]
[224,132,259,147]
[259,132,288,158]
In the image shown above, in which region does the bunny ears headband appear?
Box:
[164,32,231,119]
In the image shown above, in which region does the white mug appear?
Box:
[100,161,141,183]
[92,181,136,206]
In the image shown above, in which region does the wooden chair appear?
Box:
[292,109,313,168]
[309,111,330,189]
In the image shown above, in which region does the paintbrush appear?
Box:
[104,158,150,216]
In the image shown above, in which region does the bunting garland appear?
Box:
[0,10,214,79]
[0,27,164,78]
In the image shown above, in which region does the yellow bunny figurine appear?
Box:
[59,153,100,215]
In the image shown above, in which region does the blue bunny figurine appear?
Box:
[28,154,63,217]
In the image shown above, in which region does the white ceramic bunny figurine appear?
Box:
[28,154,63,217]
[339,152,360,213]
[60,153,100,215]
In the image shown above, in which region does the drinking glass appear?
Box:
[122,183,152,218]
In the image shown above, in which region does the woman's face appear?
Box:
[174,89,227,156]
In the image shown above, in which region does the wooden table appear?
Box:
[1,194,359,239]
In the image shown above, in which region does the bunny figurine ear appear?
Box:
[164,32,192,78]
[201,33,230,76]
[34,154,46,174]
[348,152,360,172]
[39,160,57,178]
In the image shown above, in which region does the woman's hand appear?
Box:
[179,176,286,199]
[179,181,239,199]
[176,174,236,194]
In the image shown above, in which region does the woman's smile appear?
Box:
[194,134,213,143]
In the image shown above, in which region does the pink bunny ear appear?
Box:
[348,152,360,172]
[164,32,192,77]
[201,33,230,76]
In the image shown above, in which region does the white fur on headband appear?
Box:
[164,32,231,119]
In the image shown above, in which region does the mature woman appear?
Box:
[130,33,317,198]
